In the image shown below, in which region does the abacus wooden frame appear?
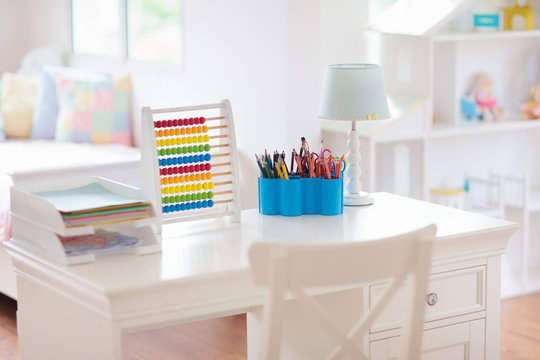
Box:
[141,100,241,230]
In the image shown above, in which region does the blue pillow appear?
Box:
[31,66,59,139]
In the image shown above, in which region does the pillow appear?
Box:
[0,79,4,141]
[32,66,113,140]
[54,73,133,146]
[0,72,39,138]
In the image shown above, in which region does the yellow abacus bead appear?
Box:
[182,137,188,144]
[161,187,166,194]
[196,135,202,142]
[196,183,202,191]
[204,135,210,142]
[209,182,214,189]
[202,182,208,190]
[175,186,180,193]
[179,185,185,192]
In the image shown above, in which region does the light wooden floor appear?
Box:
[1,292,539,359]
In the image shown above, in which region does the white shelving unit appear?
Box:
[322,0,540,298]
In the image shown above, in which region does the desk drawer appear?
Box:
[370,265,486,333]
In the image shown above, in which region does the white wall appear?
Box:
[1,0,370,209]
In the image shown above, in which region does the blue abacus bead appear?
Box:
[159,159,164,166]
[186,202,192,210]
[205,153,211,161]
[189,155,194,163]
[196,201,202,209]
[167,158,172,165]
[175,204,181,212]
[162,206,169,213]
[171,157,177,165]
[208,200,214,207]
[180,203,186,211]
[202,200,208,208]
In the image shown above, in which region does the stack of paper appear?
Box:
[35,182,152,228]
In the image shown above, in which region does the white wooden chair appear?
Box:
[464,173,505,219]
[248,224,436,360]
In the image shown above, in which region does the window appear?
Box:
[71,0,182,63]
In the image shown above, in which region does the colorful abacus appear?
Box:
[141,100,241,227]
[154,117,216,214]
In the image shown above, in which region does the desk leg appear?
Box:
[16,276,121,360]
[485,255,502,360]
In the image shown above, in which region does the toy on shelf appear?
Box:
[473,13,501,32]
[502,0,535,31]
[520,83,540,120]
[461,72,506,122]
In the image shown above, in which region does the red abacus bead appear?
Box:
[173,119,179,127]
[188,118,193,125]
[200,117,206,124]
[178,166,184,174]
[205,163,211,171]
[187,165,193,172]
[166,119,172,127]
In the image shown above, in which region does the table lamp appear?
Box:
[319,64,390,206]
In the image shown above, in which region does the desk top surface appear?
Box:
[5,192,518,296]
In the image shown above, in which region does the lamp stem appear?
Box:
[344,120,374,206]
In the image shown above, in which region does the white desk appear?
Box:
[4,193,518,359]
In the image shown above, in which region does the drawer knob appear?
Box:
[426,293,438,306]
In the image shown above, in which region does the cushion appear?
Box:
[0,73,39,138]
[31,66,60,139]
[32,66,118,140]
[0,79,4,141]
[54,73,133,146]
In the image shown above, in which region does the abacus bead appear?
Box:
[175,204,181,212]
[208,191,214,199]
[180,203,185,211]
[173,119,179,127]
[202,200,208,208]
[205,144,211,151]
[189,118,194,125]
[196,201,202,209]
[200,117,206,124]
[205,153,211,161]
[208,200,214,207]
[206,163,211,171]
[203,125,208,133]
[186,202,192,210]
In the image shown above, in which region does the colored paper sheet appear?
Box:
[63,209,151,225]
[35,182,149,213]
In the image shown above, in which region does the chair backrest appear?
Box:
[141,100,241,233]
[249,224,436,360]
[464,174,505,218]
[501,172,530,209]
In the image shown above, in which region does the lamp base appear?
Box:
[344,191,374,206]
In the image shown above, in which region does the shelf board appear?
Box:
[433,29,540,42]
[430,119,540,138]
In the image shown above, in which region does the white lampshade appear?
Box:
[319,64,390,121]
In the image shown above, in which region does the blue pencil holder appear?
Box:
[258,178,280,215]
[279,177,303,216]
[302,177,320,214]
[319,178,344,216]
[258,177,343,216]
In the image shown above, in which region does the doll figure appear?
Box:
[520,83,540,120]
[469,73,506,122]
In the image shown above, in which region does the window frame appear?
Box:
[69,0,182,66]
